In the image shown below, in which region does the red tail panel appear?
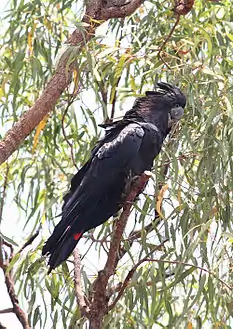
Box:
[73,232,82,241]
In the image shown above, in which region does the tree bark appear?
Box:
[73,173,150,329]
[0,241,31,329]
[0,0,144,165]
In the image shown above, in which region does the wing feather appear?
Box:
[62,123,144,221]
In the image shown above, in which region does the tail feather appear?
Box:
[42,224,71,256]
[47,233,82,273]
[43,224,83,273]
[42,210,78,256]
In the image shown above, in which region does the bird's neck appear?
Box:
[126,110,169,137]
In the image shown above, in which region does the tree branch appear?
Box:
[107,239,168,311]
[3,268,30,329]
[71,173,150,329]
[0,239,30,329]
[88,172,150,328]
[157,0,195,68]
[99,0,144,19]
[17,227,40,254]
[157,15,180,69]
[0,0,144,165]
[73,248,90,317]
[0,308,14,314]
[0,322,7,329]
[0,164,9,265]
[0,261,31,329]
[107,249,233,311]
[0,163,9,222]
[0,62,73,165]
[61,98,79,170]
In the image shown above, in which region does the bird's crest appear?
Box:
[145,82,186,108]
[146,82,179,97]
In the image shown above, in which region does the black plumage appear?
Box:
[42,82,186,272]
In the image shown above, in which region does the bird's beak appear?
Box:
[168,106,184,128]
[170,106,184,120]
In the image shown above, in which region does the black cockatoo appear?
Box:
[42,82,186,272]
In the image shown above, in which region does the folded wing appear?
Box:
[42,123,145,272]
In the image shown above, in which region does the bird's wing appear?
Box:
[62,121,128,208]
[42,123,145,265]
[62,122,145,220]
[62,161,90,209]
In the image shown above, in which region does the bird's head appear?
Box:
[123,82,186,134]
[146,82,186,126]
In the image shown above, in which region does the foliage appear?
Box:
[0,0,233,328]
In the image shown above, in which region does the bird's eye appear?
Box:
[175,104,180,107]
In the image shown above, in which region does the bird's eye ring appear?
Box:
[175,104,180,107]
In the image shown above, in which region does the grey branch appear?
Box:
[0,308,14,314]
[73,248,90,317]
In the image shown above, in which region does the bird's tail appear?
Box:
[42,222,83,273]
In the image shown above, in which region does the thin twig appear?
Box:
[95,79,108,123]
[115,215,160,265]
[2,240,14,261]
[107,239,168,311]
[108,252,233,311]
[0,308,14,314]
[108,256,233,298]
[157,15,180,69]
[0,163,9,222]
[143,258,233,291]
[99,81,108,106]
[110,75,121,122]
[157,152,198,168]
[61,101,79,170]
[106,282,122,298]
[0,322,7,329]
[3,268,31,329]
[87,233,110,255]
[110,18,125,122]
[17,227,40,254]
